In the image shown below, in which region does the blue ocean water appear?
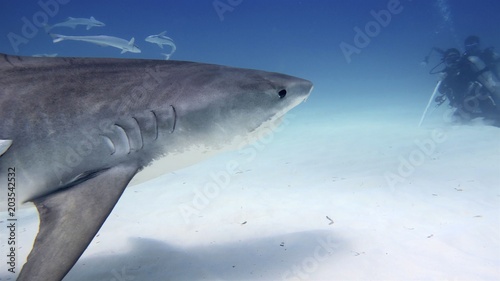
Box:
[0,0,499,114]
[1,2,500,280]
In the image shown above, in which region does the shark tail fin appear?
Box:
[50,34,65,43]
[161,53,171,60]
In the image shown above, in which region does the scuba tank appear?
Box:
[467,55,500,106]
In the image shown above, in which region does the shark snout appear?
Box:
[271,75,313,101]
[270,77,313,117]
[289,78,313,103]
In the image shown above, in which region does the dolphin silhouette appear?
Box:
[0,54,313,281]
[45,16,105,31]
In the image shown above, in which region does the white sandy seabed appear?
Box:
[3,99,500,281]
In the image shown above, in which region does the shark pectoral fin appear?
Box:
[17,164,139,281]
[0,139,12,156]
[121,49,127,54]
[86,25,91,30]
[157,43,164,49]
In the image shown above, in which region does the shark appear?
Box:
[51,34,141,54]
[45,16,105,31]
[0,53,313,281]
[145,31,176,50]
[162,52,174,60]
[31,53,58,57]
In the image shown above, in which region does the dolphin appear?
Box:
[45,16,105,31]
[0,53,313,281]
[51,34,141,54]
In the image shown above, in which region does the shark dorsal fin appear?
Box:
[128,37,135,46]
[0,140,12,156]
[90,16,96,20]
[158,31,167,36]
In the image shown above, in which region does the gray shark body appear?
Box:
[0,54,312,280]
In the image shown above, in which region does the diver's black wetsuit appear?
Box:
[438,56,500,124]
[439,59,475,108]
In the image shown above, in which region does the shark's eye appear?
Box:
[278,89,287,99]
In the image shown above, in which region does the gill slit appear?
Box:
[100,135,116,155]
[171,105,177,133]
[132,117,144,150]
[151,110,159,140]
[4,54,14,67]
[114,124,131,154]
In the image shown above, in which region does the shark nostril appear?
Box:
[278,89,287,99]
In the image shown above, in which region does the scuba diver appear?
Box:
[422,36,500,126]
[463,35,500,79]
